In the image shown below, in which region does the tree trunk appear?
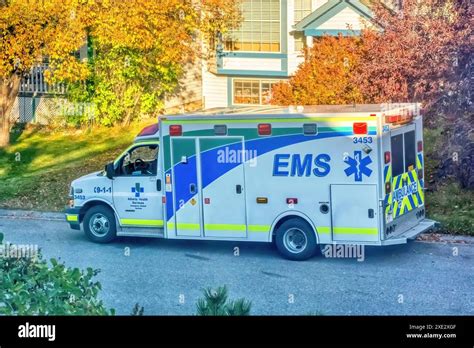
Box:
[122,94,141,127]
[0,75,21,148]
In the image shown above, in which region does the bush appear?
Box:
[271,35,363,106]
[0,233,114,315]
[196,286,252,316]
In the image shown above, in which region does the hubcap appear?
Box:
[283,228,307,254]
[89,213,110,237]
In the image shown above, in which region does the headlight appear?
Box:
[68,187,74,207]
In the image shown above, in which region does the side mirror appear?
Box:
[105,163,115,180]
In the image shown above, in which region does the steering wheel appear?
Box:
[134,158,147,171]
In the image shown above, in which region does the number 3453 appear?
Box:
[353,137,373,144]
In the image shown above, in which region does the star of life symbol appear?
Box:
[344,151,373,182]
[131,183,144,197]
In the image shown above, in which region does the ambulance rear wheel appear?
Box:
[83,205,117,243]
[275,218,317,261]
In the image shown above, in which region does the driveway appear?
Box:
[1,215,473,315]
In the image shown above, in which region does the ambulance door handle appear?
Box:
[189,183,197,194]
[368,209,375,219]
[156,179,161,191]
[236,185,242,194]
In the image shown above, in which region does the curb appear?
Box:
[0,209,64,221]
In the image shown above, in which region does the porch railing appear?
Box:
[19,64,67,95]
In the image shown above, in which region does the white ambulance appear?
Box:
[66,104,436,260]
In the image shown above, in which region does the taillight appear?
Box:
[170,125,182,136]
[385,182,391,194]
[353,122,367,135]
[258,123,271,136]
[384,151,391,164]
[417,141,423,152]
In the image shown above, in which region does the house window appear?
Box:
[294,32,306,52]
[294,0,312,52]
[294,0,312,22]
[225,0,281,52]
[233,79,282,105]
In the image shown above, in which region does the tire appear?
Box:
[83,205,117,243]
[275,218,317,261]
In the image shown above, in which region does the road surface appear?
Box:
[1,216,473,315]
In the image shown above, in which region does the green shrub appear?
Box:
[426,183,474,235]
[196,286,251,316]
[0,233,114,315]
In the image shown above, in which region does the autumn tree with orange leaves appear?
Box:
[272,0,472,120]
[354,0,472,120]
[0,0,240,146]
[0,0,89,147]
[271,35,364,106]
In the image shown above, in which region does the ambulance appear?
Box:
[65,104,436,260]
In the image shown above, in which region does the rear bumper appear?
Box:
[381,219,437,245]
[65,207,81,230]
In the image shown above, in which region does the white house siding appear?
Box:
[287,53,305,76]
[222,57,282,71]
[286,0,328,77]
[202,67,228,109]
[164,60,203,112]
[317,6,371,30]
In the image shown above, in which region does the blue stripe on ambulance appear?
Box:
[165,130,376,222]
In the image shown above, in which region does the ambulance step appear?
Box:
[381,219,437,246]
[117,228,165,238]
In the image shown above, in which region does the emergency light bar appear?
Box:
[138,123,159,137]
[258,123,272,136]
[353,122,367,135]
[384,110,415,125]
[170,125,183,136]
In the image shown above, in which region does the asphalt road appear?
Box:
[1,216,473,315]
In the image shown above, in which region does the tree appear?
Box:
[0,0,241,143]
[271,35,364,106]
[196,286,252,316]
[355,0,472,119]
[0,0,89,147]
[66,0,241,126]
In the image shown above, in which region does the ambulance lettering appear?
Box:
[393,181,418,203]
[272,154,331,177]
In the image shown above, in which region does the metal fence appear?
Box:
[19,64,67,96]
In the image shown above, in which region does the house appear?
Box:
[202,0,376,109]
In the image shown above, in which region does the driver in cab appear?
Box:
[121,144,158,176]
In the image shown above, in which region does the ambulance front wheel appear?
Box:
[275,218,317,261]
[83,205,117,243]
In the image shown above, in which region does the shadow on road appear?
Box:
[73,232,420,264]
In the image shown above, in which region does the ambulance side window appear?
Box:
[391,134,404,177]
[404,131,416,172]
[119,144,158,176]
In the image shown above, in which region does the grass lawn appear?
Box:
[0,122,152,211]
[0,123,472,235]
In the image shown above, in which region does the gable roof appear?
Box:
[293,0,373,33]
